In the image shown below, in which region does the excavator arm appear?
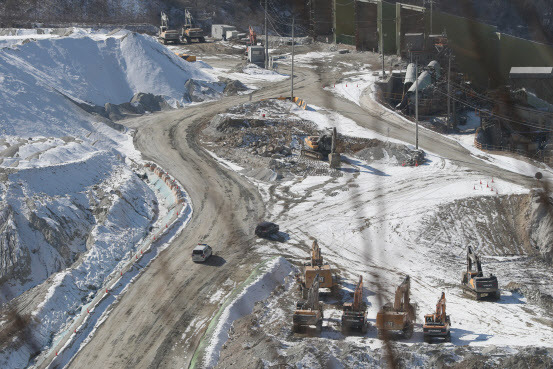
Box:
[435,292,446,323]
[393,275,410,312]
[311,239,323,267]
[467,246,483,276]
[352,276,363,311]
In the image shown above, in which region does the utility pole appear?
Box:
[333,0,337,44]
[447,51,451,129]
[415,60,419,149]
[430,0,433,35]
[380,10,385,78]
[264,0,268,69]
[291,16,295,99]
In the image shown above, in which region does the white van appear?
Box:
[192,244,212,262]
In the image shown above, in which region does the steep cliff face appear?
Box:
[528,189,553,263]
[0,151,157,303]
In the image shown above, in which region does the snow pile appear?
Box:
[202,257,293,368]
[0,28,205,368]
[205,64,288,90]
[0,31,216,132]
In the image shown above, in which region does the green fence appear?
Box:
[334,1,553,89]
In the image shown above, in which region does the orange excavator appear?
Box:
[293,273,323,334]
[423,292,451,343]
[376,275,416,339]
[297,240,337,298]
[248,26,257,46]
[341,276,368,334]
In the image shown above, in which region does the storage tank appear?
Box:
[404,63,416,90]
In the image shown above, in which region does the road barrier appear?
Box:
[37,161,191,369]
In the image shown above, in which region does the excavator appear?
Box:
[423,292,451,343]
[301,127,341,168]
[245,26,257,56]
[158,11,180,45]
[376,275,416,339]
[461,246,500,300]
[181,9,205,43]
[341,276,368,334]
[297,240,337,298]
[293,273,323,334]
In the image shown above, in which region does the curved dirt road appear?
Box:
[67,60,535,369]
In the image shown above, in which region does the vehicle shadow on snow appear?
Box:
[496,290,525,305]
[449,327,492,345]
[264,231,290,243]
[205,255,226,267]
[340,157,390,176]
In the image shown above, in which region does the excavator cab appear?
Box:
[293,273,324,334]
[298,240,338,298]
[423,292,451,343]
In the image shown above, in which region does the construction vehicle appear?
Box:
[376,275,416,339]
[181,9,205,43]
[175,52,196,62]
[292,273,323,333]
[341,276,368,334]
[461,246,500,300]
[423,292,451,343]
[248,26,257,46]
[297,240,337,298]
[301,127,341,167]
[159,11,180,45]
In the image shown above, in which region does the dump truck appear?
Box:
[341,275,368,334]
[423,292,451,343]
[301,127,341,167]
[376,275,416,339]
[297,240,337,298]
[293,273,323,333]
[181,9,205,43]
[158,11,180,45]
[461,246,500,300]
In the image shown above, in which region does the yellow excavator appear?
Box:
[341,275,368,334]
[297,240,337,298]
[301,127,341,167]
[423,292,451,343]
[293,273,323,334]
[376,275,416,339]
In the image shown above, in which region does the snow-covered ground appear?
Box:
[204,99,553,367]
[0,28,211,369]
[205,64,288,90]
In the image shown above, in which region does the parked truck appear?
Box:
[181,9,205,43]
[158,11,180,45]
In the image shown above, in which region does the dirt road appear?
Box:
[67,57,536,369]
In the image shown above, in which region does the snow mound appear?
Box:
[0,32,216,136]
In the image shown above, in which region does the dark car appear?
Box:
[255,221,279,238]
